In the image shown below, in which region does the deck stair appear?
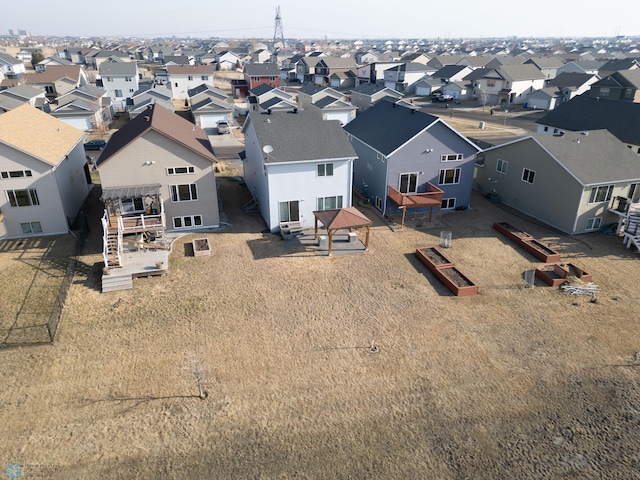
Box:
[106,230,122,267]
[623,210,640,250]
[101,272,133,292]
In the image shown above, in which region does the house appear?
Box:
[0,85,48,112]
[0,104,91,239]
[441,81,471,101]
[343,101,481,217]
[475,130,640,234]
[188,84,233,129]
[585,70,640,102]
[24,65,88,101]
[35,56,74,72]
[297,84,344,108]
[167,65,215,101]
[383,63,435,93]
[88,50,131,70]
[597,58,640,78]
[64,47,96,65]
[0,53,26,79]
[50,84,114,131]
[241,109,358,232]
[95,104,219,267]
[279,54,305,81]
[556,60,605,76]
[349,83,403,111]
[15,48,41,64]
[312,57,358,86]
[98,61,140,111]
[294,57,315,83]
[251,49,272,64]
[247,84,295,113]
[214,50,243,70]
[243,63,280,90]
[127,84,174,119]
[414,77,443,97]
[329,70,357,89]
[356,61,402,85]
[163,55,191,66]
[472,64,546,105]
[523,56,565,80]
[535,94,640,153]
[431,65,474,84]
[309,96,357,125]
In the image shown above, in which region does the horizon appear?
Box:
[3,0,640,41]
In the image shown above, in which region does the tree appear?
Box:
[31,51,45,68]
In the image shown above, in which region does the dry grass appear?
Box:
[1,177,640,478]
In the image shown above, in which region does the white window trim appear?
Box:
[169,183,198,202]
[438,168,461,185]
[317,162,334,177]
[522,168,535,184]
[167,166,195,175]
[496,158,508,174]
[399,172,419,194]
[173,214,203,229]
[585,217,601,231]
[441,153,463,162]
[588,185,614,204]
[442,198,456,209]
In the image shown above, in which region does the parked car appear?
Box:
[84,139,107,150]
[216,120,230,134]
[435,94,454,102]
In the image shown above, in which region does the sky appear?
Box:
[3,0,640,40]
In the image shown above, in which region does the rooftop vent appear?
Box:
[581,131,589,135]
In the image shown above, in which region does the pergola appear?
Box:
[313,207,372,256]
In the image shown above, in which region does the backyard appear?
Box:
[1,175,639,478]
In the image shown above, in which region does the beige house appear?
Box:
[0,104,91,239]
[96,104,219,268]
[24,65,88,101]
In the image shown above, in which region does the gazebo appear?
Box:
[313,207,372,256]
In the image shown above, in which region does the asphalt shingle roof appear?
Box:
[343,101,439,156]
[246,109,356,163]
[536,94,640,145]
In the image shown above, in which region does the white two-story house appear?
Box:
[98,60,139,111]
[167,65,215,101]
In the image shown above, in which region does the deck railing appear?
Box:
[388,183,444,208]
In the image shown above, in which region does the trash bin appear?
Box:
[440,231,452,248]
[479,121,485,129]
[319,235,328,250]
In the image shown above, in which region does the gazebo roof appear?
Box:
[313,207,371,230]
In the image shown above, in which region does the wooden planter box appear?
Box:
[415,247,454,274]
[566,263,592,283]
[522,239,561,263]
[493,222,561,262]
[535,263,568,287]
[192,238,211,257]
[415,247,478,296]
[434,267,480,296]
[493,222,534,242]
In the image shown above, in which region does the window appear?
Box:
[125,76,132,82]
[317,163,334,177]
[438,168,461,185]
[1,170,32,179]
[442,198,456,209]
[585,217,601,231]
[589,185,613,203]
[175,82,178,87]
[522,168,535,184]
[170,184,198,202]
[599,87,610,96]
[317,195,343,210]
[201,75,209,81]
[543,126,549,132]
[167,166,195,175]
[496,158,508,174]
[253,76,260,82]
[114,89,123,97]
[441,154,463,162]
[173,215,203,229]
[20,221,42,234]
[106,77,112,82]
[399,173,418,193]
[377,152,385,162]
[269,76,276,81]
[188,75,194,81]
[629,183,638,201]
[375,196,383,211]
[487,80,495,87]
[7,188,39,207]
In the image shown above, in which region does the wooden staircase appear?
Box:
[106,230,122,268]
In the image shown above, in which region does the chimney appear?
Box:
[293,107,298,114]
[267,108,272,115]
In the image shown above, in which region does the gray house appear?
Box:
[475,130,640,234]
[343,101,481,217]
[349,83,403,111]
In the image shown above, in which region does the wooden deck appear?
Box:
[102,247,169,292]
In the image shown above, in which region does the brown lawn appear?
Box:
[1,174,640,479]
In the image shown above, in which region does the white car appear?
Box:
[216,120,230,134]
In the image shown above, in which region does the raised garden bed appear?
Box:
[493,221,561,262]
[192,238,211,257]
[415,247,454,273]
[493,222,534,241]
[522,239,561,263]
[535,262,592,287]
[434,266,479,296]
[535,263,568,287]
[415,247,478,296]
